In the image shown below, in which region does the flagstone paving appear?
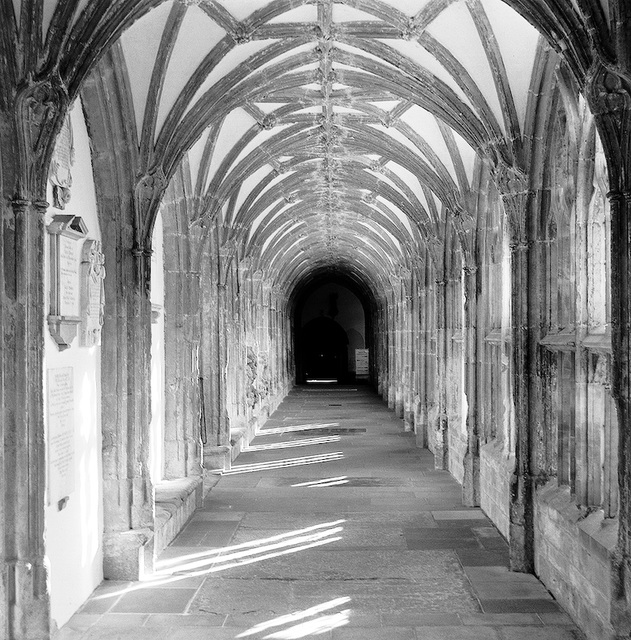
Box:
[56,385,584,639]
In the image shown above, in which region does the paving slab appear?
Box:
[56,385,584,640]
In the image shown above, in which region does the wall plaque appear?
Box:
[49,113,75,209]
[47,367,75,508]
[80,239,105,347]
[48,215,88,349]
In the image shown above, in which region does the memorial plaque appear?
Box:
[49,114,75,209]
[80,239,106,347]
[47,367,75,506]
[48,215,88,349]
[59,234,80,317]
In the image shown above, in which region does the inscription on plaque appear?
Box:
[47,367,75,506]
[59,235,80,317]
[48,215,88,349]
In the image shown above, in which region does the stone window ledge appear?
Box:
[536,480,618,561]
[230,428,248,460]
[154,477,203,557]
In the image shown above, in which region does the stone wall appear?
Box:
[448,427,467,486]
[480,440,512,539]
[534,481,617,639]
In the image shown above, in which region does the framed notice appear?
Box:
[355,349,369,378]
[47,367,75,508]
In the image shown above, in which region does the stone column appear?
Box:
[2,195,51,639]
[388,289,398,410]
[80,64,160,581]
[200,238,229,472]
[163,200,202,480]
[101,236,155,579]
[462,264,480,506]
[396,293,404,416]
[434,275,449,470]
[609,189,631,634]
[403,292,414,431]
[583,60,631,636]
[414,260,430,446]
[216,282,230,449]
[497,164,533,572]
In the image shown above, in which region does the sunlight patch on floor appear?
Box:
[244,436,341,451]
[291,476,349,488]
[237,597,351,638]
[91,521,346,599]
[217,452,344,475]
[257,423,340,435]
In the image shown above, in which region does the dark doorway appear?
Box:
[292,275,372,385]
[300,316,349,382]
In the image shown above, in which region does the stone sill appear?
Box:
[536,480,618,561]
[540,330,612,354]
[230,428,247,460]
[485,329,504,345]
[154,476,203,557]
[540,331,577,351]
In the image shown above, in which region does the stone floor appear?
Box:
[57,385,584,639]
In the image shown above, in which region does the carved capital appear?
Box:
[14,74,69,197]
[586,64,631,191]
[496,163,529,195]
[134,166,167,240]
[495,163,530,245]
[588,67,631,116]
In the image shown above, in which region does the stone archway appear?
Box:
[300,316,349,383]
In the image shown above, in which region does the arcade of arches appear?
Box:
[2,1,631,639]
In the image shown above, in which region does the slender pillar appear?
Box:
[101,238,155,579]
[497,164,534,572]
[434,275,449,470]
[462,264,480,506]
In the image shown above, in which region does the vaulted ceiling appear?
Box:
[6,0,588,296]
[117,0,545,293]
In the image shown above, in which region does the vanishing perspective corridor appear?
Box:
[3,2,631,639]
[60,387,580,640]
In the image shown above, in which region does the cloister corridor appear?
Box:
[58,386,581,640]
[4,1,631,640]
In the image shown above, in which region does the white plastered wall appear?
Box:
[44,100,104,630]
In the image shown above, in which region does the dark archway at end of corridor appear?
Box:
[291,274,374,385]
[300,316,349,383]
